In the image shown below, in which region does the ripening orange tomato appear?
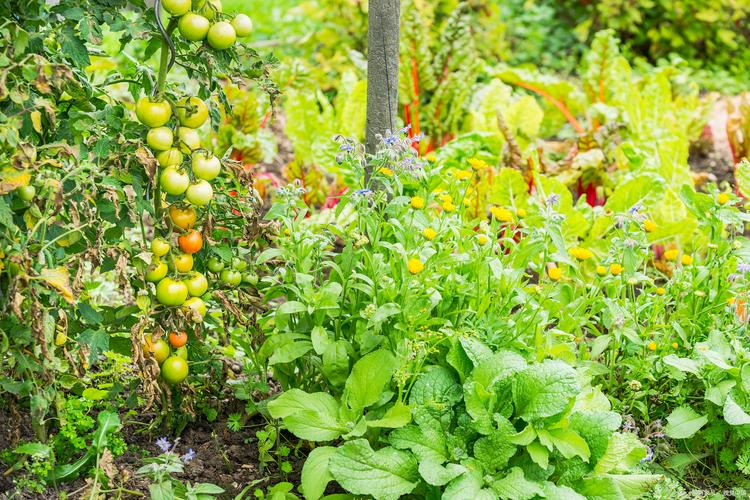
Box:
[178,229,203,254]
[168,330,188,348]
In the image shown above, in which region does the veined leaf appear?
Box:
[301,446,336,500]
[593,432,646,475]
[665,406,708,439]
[512,360,579,421]
[490,467,545,500]
[328,440,419,500]
[267,389,346,441]
[343,349,398,413]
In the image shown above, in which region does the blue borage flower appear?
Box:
[546,193,560,208]
[629,203,643,215]
[354,189,373,196]
[181,448,196,463]
[156,437,171,453]
[738,263,750,274]
[640,446,654,463]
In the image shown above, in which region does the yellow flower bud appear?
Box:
[643,220,657,232]
[407,258,424,274]
[609,263,623,276]
[422,227,437,240]
[548,266,562,281]
[410,196,425,209]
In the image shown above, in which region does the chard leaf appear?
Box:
[444,470,497,500]
[418,460,465,487]
[593,432,647,475]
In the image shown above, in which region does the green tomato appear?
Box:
[183,296,207,320]
[185,271,208,297]
[177,97,209,128]
[185,180,213,206]
[231,14,253,38]
[162,0,191,15]
[160,166,190,195]
[242,272,259,286]
[151,237,171,257]
[207,21,236,50]
[220,269,242,287]
[175,346,188,360]
[147,339,171,364]
[191,151,221,181]
[195,0,222,19]
[136,96,172,128]
[145,260,169,282]
[207,256,225,273]
[16,185,36,202]
[178,127,201,153]
[156,277,189,306]
[157,148,184,167]
[147,127,173,151]
[161,356,189,384]
[178,12,210,41]
[231,257,248,271]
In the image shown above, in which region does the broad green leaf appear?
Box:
[724,392,750,426]
[343,349,398,413]
[311,326,331,355]
[267,389,346,441]
[473,415,517,471]
[546,428,591,461]
[662,354,700,375]
[593,432,646,475]
[328,440,419,500]
[409,365,463,417]
[526,441,549,469]
[367,401,412,429]
[418,460,465,487]
[269,340,313,366]
[512,360,579,421]
[490,467,545,500]
[322,341,350,387]
[444,470,497,500]
[579,474,661,499]
[570,411,621,464]
[736,159,750,198]
[490,168,530,209]
[301,446,336,500]
[541,482,586,500]
[665,406,708,439]
[390,420,447,463]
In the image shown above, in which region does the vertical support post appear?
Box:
[365,0,401,178]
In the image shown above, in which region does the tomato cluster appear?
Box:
[133,0,257,388]
[163,0,252,51]
[137,93,215,324]
[144,331,190,384]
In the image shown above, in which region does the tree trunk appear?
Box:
[365,0,400,169]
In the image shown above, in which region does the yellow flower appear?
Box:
[643,220,657,233]
[728,297,736,305]
[490,206,514,222]
[422,227,437,240]
[477,234,489,245]
[438,193,453,203]
[379,167,394,177]
[452,169,472,181]
[410,196,425,209]
[547,266,562,281]
[609,263,623,275]
[407,258,424,274]
[718,192,730,205]
[656,287,666,296]
[671,342,679,349]
[442,201,456,212]
[647,341,657,351]
[664,249,679,261]
[681,254,693,265]
[467,157,488,170]
[426,153,437,162]
[569,247,593,260]
[517,208,526,218]
[596,265,607,276]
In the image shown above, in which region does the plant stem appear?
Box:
[153,18,177,226]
